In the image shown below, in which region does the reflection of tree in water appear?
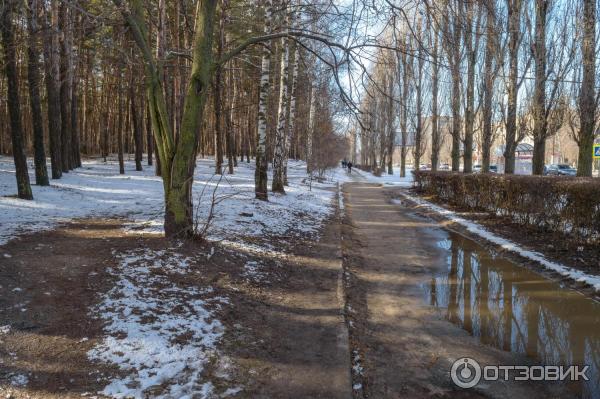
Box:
[584,340,600,398]
[427,234,600,398]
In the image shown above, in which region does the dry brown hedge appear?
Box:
[413,171,600,243]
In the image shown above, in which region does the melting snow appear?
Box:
[9,374,28,387]
[0,157,338,245]
[88,249,226,399]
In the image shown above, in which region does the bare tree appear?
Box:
[576,0,596,176]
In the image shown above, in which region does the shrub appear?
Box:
[413,171,600,243]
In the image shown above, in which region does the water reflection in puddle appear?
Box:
[423,232,600,398]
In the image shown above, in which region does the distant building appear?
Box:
[495,143,534,174]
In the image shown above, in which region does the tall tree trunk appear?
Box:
[307,84,316,173]
[214,4,225,175]
[71,69,81,168]
[1,0,34,200]
[448,3,462,172]
[70,11,81,168]
[482,1,496,173]
[386,73,395,175]
[504,0,521,174]
[255,0,273,200]
[413,38,424,171]
[26,0,50,186]
[430,31,440,172]
[284,25,299,185]
[272,35,290,194]
[399,48,409,177]
[226,65,235,174]
[577,0,596,176]
[42,0,62,179]
[146,102,153,166]
[117,77,125,175]
[504,0,520,174]
[213,71,224,174]
[532,0,547,176]
[59,2,73,172]
[131,85,143,171]
[463,1,475,173]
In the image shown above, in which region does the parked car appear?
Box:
[473,164,482,173]
[489,165,498,173]
[546,164,577,176]
[419,164,430,171]
[439,163,451,171]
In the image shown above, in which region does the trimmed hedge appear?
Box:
[413,171,600,243]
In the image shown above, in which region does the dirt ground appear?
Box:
[340,182,575,399]
[0,213,350,398]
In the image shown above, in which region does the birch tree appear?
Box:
[255,0,273,200]
[272,16,291,193]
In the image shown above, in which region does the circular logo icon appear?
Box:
[451,357,482,389]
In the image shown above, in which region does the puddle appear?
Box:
[423,232,600,397]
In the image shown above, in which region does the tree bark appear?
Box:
[131,85,144,171]
[42,0,63,179]
[399,46,409,177]
[504,0,520,174]
[226,65,235,175]
[1,0,34,200]
[284,22,299,185]
[59,2,73,172]
[446,1,462,172]
[213,69,224,174]
[26,0,50,186]
[463,1,475,173]
[577,0,596,176]
[214,4,226,175]
[532,0,547,175]
[430,30,440,172]
[117,76,125,175]
[307,84,316,174]
[413,33,424,171]
[146,102,153,166]
[386,73,395,175]
[255,0,273,200]
[481,1,496,173]
[272,35,290,194]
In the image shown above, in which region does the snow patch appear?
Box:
[10,374,28,387]
[354,166,415,187]
[88,248,226,399]
[242,261,267,283]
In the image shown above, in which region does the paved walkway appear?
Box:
[341,182,573,399]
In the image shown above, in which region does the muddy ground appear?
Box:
[0,215,350,398]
